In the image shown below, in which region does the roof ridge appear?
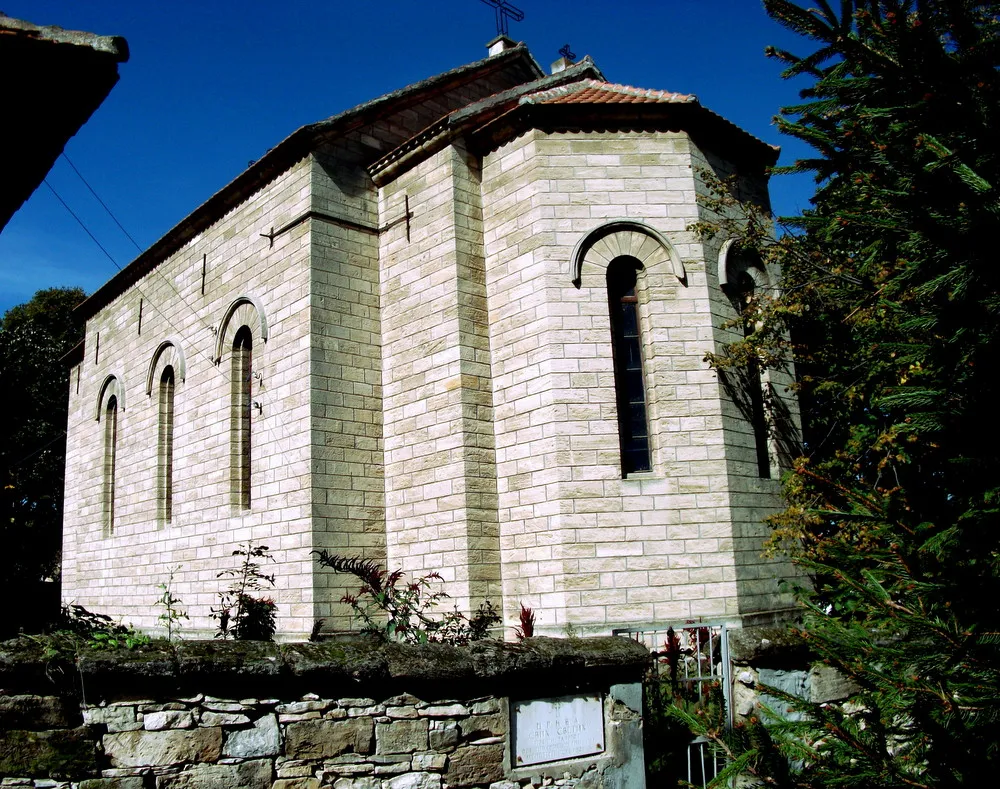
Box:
[519,78,599,104]
[520,78,697,106]
[593,80,698,103]
[369,60,606,180]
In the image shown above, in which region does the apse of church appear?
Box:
[62,39,800,639]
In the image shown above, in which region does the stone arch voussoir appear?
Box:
[718,237,772,293]
[214,295,268,364]
[570,220,686,287]
[146,338,187,396]
[96,373,126,421]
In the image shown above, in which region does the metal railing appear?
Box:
[614,622,732,788]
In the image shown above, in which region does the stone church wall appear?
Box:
[0,637,647,789]
[691,150,802,616]
[59,50,800,640]
[308,144,386,631]
[63,158,318,636]
[378,144,502,618]
[477,129,791,633]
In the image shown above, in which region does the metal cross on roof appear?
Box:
[559,44,576,61]
[480,0,525,37]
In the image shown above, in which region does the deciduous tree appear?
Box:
[0,287,85,590]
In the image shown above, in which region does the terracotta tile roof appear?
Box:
[522,79,696,106]
[518,77,777,156]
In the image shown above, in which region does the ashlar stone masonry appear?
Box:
[62,38,800,639]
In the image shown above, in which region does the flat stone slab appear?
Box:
[375,719,428,754]
[103,727,222,767]
[284,718,374,759]
[222,714,280,758]
[512,693,604,767]
[155,757,272,789]
[445,743,505,788]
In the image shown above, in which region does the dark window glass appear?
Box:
[104,395,118,535]
[158,366,175,524]
[232,327,252,509]
[608,257,651,475]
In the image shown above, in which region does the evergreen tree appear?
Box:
[694,2,1000,786]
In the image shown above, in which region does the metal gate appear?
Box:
[614,623,732,788]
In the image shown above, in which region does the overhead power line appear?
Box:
[45,158,299,475]
[61,153,145,253]
[42,180,121,270]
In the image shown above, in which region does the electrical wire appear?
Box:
[61,154,144,253]
[42,180,121,269]
[43,160,301,496]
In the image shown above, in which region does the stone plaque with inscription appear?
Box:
[511,693,605,767]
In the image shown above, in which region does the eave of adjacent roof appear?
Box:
[75,44,544,320]
[0,14,129,60]
[61,339,85,367]
[1,14,129,230]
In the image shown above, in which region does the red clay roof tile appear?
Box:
[523,79,696,106]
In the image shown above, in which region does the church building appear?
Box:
[62,38,799,639]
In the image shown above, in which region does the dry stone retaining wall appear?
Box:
[0,636,647,789]
[727,626,860,721]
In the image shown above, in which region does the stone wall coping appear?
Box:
[0,636,650,701]
[727,625,813,666]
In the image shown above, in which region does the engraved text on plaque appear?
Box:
[512,693,604,767]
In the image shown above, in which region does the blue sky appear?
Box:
[0,0,817,315]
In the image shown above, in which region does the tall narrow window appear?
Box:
[608,257,652,476]
[103,395,118,536]
[158,366,175,525]
[231,327,252,509]
[734,269,771,479]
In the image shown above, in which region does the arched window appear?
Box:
[231,326,252,510]
[723,244,772,479]
[158,366,175,525]
[103,395,118,536]
[607,256,651,476]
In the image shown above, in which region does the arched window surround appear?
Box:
[145,338,187,395]
[95,373,126,421]
[214,295,268,364]
[574,221,687,478]
[570,219,686,288]
[214,297,266,512]
[718,237,775,294]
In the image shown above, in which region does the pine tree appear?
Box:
[696,2,1000,786]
